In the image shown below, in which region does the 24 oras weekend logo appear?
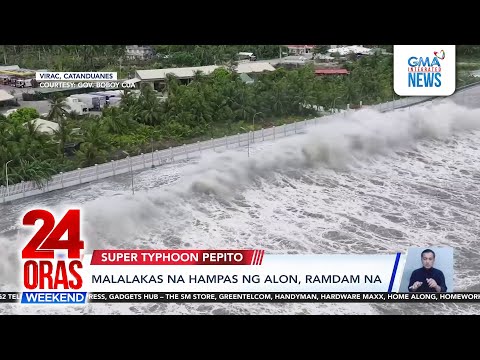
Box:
[21,209,87,304]
[394,45,456,96]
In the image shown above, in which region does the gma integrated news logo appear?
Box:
[21,209,87,304]
[394,45,455,96]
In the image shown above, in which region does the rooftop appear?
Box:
[287,45,315,49]
[135,65,221,81]
[0,65,20,71]
[327,46,373,56]
[235,62,276,74]
[239,73,254,84]
[26,119,59,135]
[315,69,350,75]
[0,89,15,102]
[135,62,276,81]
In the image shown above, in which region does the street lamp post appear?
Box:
[151,137,155,168]
[5,159,13,197]
[240,127,250,157]
[122,151,134,195]
[252,111,262,143]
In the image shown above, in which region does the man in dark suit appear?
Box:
[408,249,447,292]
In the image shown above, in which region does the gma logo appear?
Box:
[407,57,441,67]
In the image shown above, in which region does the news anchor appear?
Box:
[408,249,447,292]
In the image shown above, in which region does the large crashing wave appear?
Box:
[74,101,480,248]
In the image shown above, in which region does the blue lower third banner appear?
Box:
[21,292,87,304]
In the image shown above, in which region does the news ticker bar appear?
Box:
[1,292,480,304]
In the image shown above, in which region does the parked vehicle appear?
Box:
[70,94,105,111]
[66,97,89,115]
[12,78,34,88]
[237,52,257,62]
[0,75,10,85]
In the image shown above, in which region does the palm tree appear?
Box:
[23,119,53,157]
[119,89,137,111]
[232,86,255,121]
[24,119,44,139]
[102,108,132,134]
[47,94,70,122]
[191,70,204,84]
[268,82,289,116]
[52,117,74,157]
[137,85,162,126]
[82,121,107,149]
[164,73,180,96]
[80,45,97,71]
[75,143,108,167]
[15,158,56,188]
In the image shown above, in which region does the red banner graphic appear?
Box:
[90,250,265,265]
